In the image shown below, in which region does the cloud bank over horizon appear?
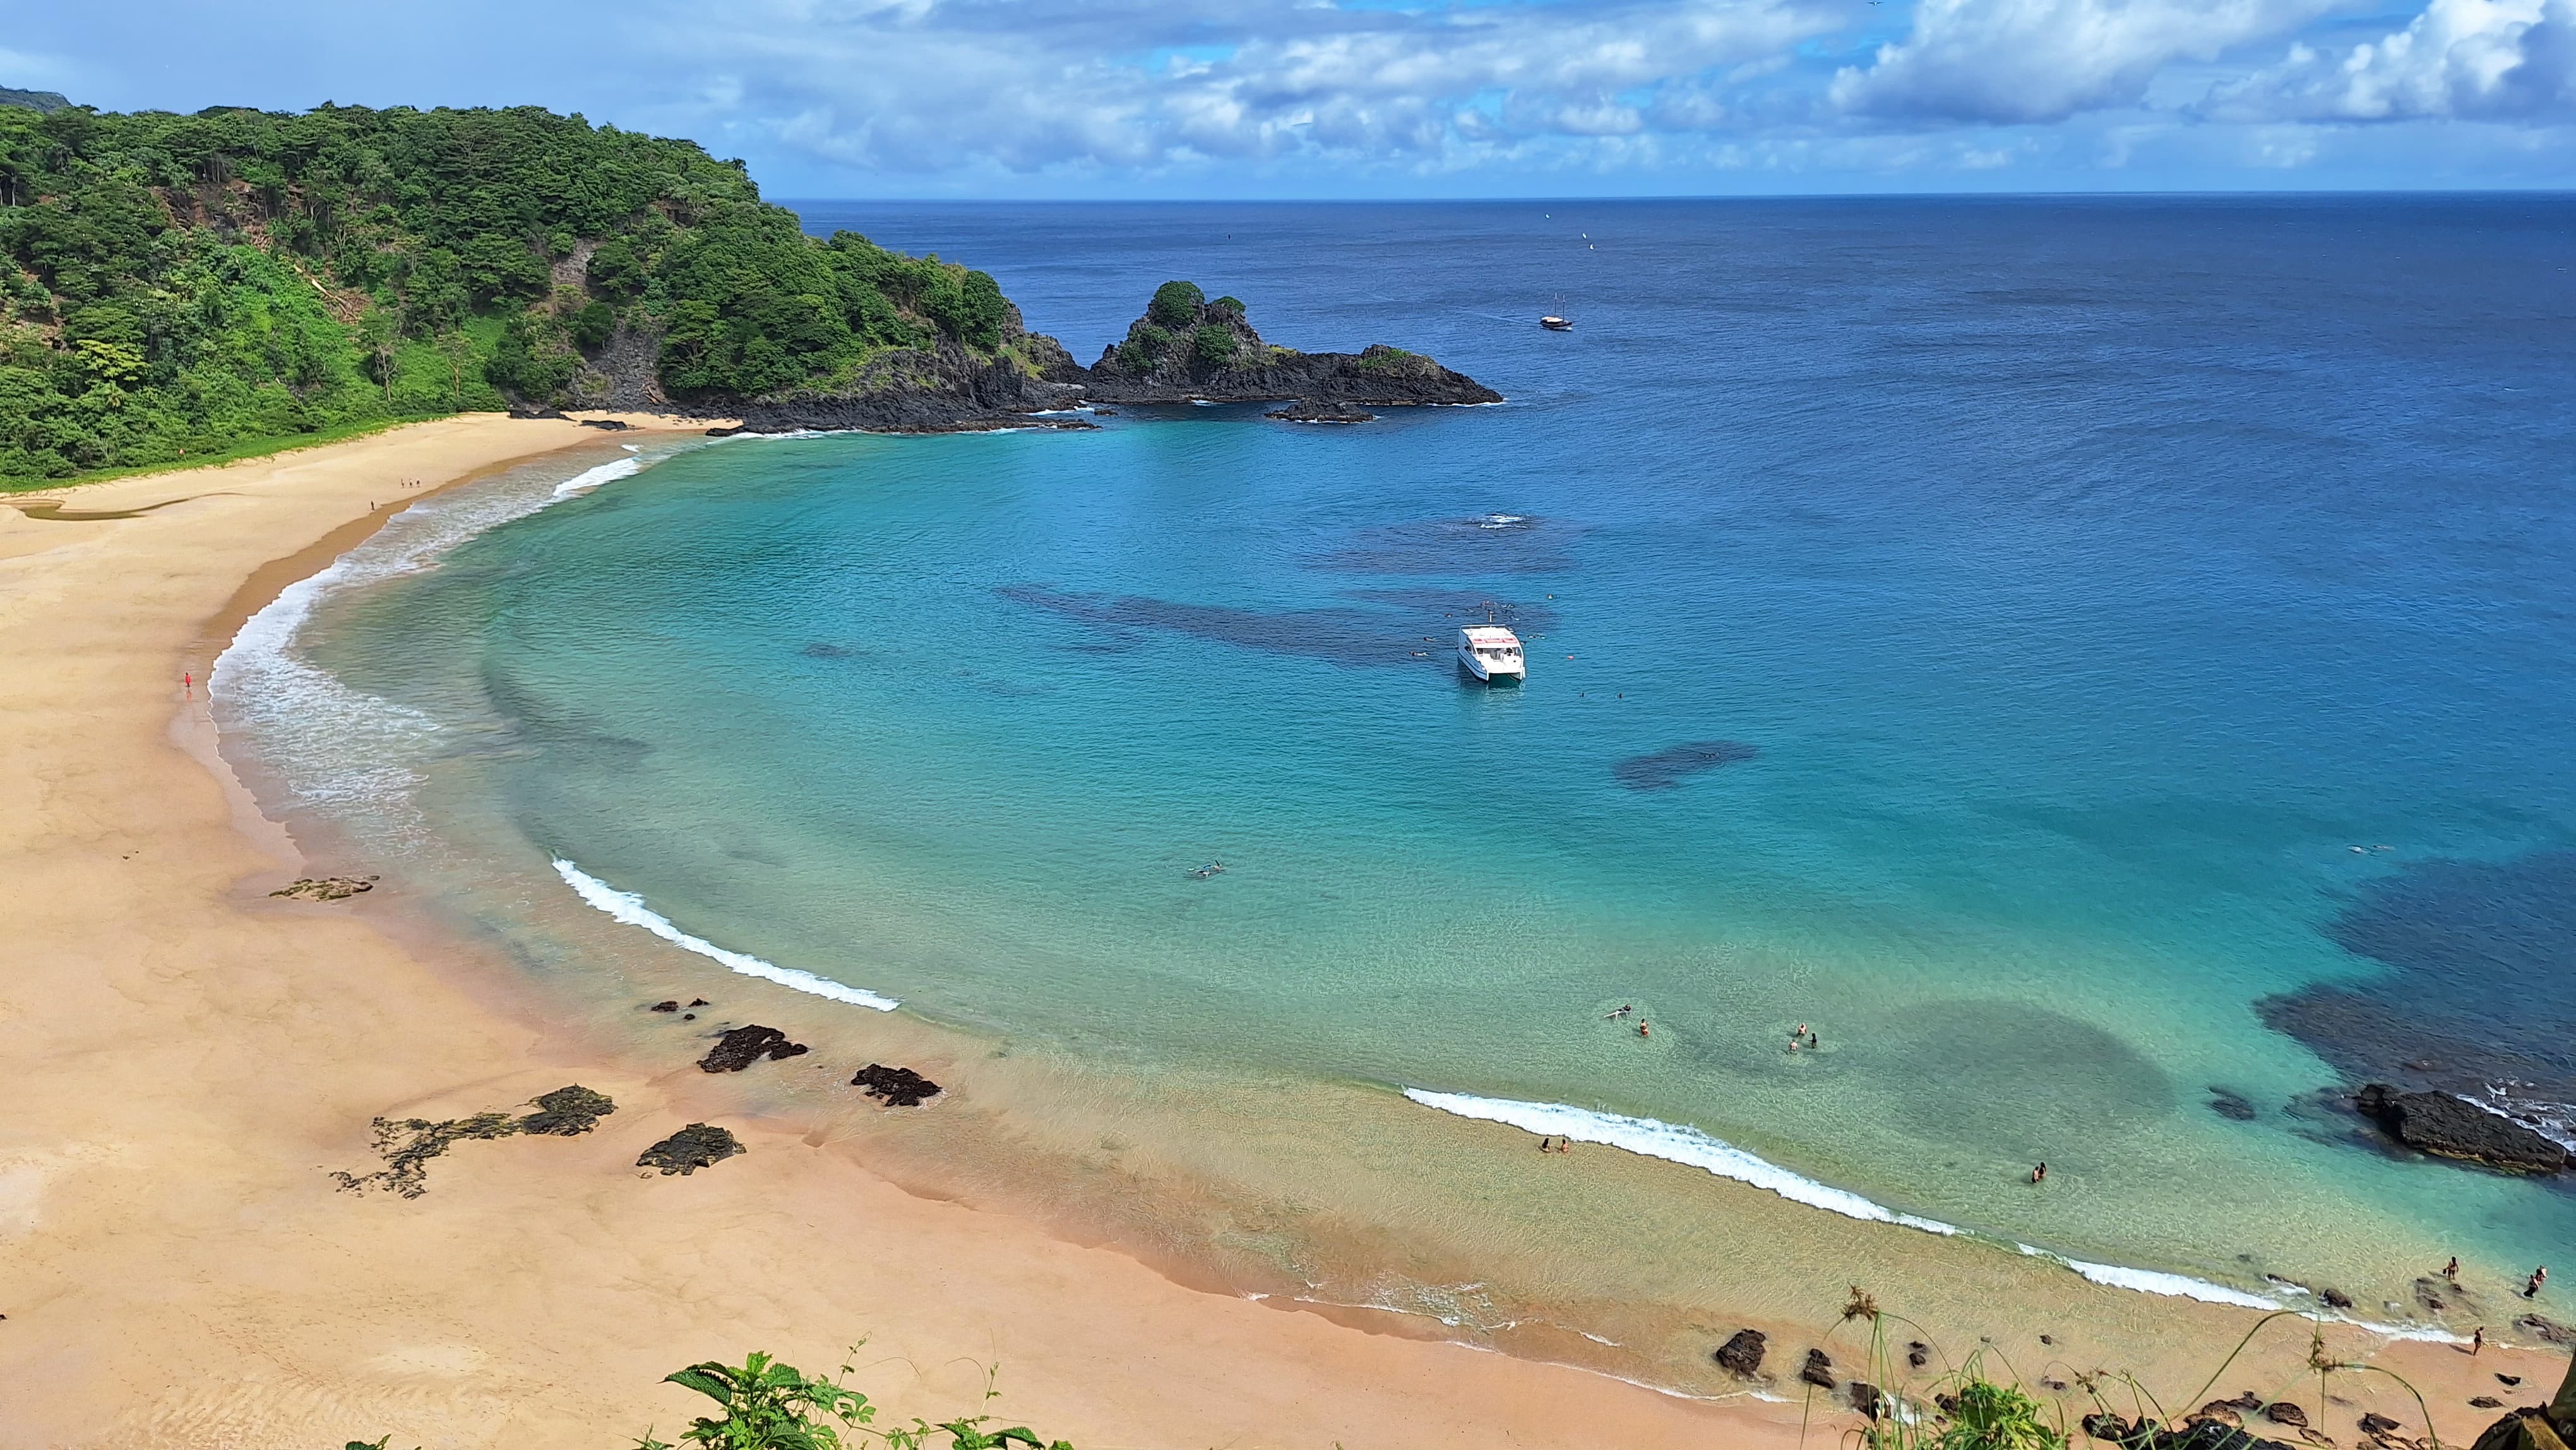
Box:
[10,0,2572,193]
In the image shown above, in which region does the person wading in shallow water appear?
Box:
[2448,1257,2462,1283]
[2031,1163,2048,1183]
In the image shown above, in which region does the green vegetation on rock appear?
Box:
[0,102,1014,484]
[1145,279,1204,329]
[1191,323,1238,367]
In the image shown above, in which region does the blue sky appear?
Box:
[10,0,2572,195]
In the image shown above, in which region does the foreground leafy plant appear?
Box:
[634,1350,1072,1450]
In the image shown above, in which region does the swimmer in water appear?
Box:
[2031,1162,2048,1183]
[1638,1020,1650,1038]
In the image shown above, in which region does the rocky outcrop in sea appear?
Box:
[1083,283,1500,410]
[639,283,1498,434]
[2355,1083,2568,1173]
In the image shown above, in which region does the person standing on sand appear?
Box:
[2473,1327,2485,1355]
[2447,1256,2461,1283]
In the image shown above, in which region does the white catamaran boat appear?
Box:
[1458,623,1526,683]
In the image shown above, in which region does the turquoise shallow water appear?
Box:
[269,198,2575,1322]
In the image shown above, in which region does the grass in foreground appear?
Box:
[1808,1287,2450,1450]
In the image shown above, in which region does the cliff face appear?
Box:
[590,303,1091,433]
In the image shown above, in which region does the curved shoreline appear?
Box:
[5,416,2545,1447]
[241,428,2522,1367]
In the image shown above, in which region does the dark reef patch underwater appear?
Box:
[2261,850,2576,1146]
[1612,740,1760,790]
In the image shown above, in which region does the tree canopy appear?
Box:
[0,102,1013,483]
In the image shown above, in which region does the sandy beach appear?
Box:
[0,414,2560,1449]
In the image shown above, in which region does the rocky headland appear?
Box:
[671,280,1498,434]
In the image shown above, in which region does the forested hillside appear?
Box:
[0,102,1018,483]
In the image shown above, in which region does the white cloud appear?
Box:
[2203,0,2576,118]
[1830,0,2344,122]
[635,0,1833,174]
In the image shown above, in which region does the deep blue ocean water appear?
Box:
[275,197,2576,1321]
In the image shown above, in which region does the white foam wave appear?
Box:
[552,859,899,1012]
[213,450,662,824]
[552,455,643,498]
[1402,1089,2338,1318]
[2037,1249,2280,1310]
[1402,1088,1960,1236]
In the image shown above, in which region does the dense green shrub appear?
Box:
[569,299,616,350]
[1145,279,1203,329]
[1117,323,1171,371]
[1191,323,1237,368]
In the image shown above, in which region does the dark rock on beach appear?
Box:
[698,1025,810,1073]
[1801,1348,1836,1390]
[2472,1396,2505,1409]
[1851,1382,1885,1418]
[2262,1402,2310,1429]
[1713,1327,1767,1376]
[852,1064,942,1107]
[1907,1341,1930,1369]
[638,1123,742,1175]
[2359,1411,2404,1437]
[508,401,568,419]
[331,1084,616,1196]
[2084,1413,2135,1443]
[271,875,378,901]
[2356,1083,2567,1173]
[519,1084,616,1136]
[578,417,629,430]
[650,1000,679,1012]
[2149,1423,2298,1450]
